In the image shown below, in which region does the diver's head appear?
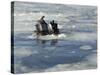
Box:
[41,16,45,19]
[52,20,54,23]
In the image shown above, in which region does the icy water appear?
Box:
[12,2,97,73]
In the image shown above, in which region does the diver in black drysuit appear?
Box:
[38,16,49,35]
[50,20,59,35]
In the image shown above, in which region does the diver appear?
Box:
[50,20,59,35]
[38,16,49,35]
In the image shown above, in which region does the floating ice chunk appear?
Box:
[44,55,50,58]
[37,34,66,40]
[58,34,66,38]
[44,54,97,72]
[27,34,36,39]
[80,45,92,50]
[14,47,33,58]
[92,50,97,53]
[32,50,39,54]
[70,51,76,53]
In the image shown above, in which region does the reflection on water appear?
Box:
[51,39,58,46]
[36,39,58,46]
